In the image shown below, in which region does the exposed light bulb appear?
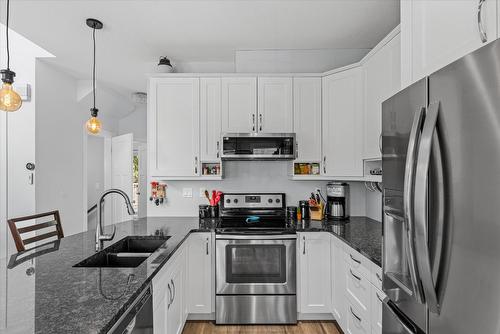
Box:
[0,82,22,112]
[86,116,102,134]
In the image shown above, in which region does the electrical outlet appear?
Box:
[182,188,193,198]
[199,188,207,198]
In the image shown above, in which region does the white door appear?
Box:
[322,68,363,177]
[402,0,497,85]
[187,233,213,313]
[257,77,293,132]
[293,77,322,162]
[363,34,401,160]
[137,144,147,219]
[149,78,200,177]
[299,233,331,313]
[221,77,257,133]
[200,78,222,161]
[111,133,133,224]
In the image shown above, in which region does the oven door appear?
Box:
[216,234,296,295]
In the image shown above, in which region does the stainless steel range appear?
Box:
[215,193,297,324]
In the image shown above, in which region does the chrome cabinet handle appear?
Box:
[350,269,361,281]
[376,292,384,303]
[350,307,362,322]
[216,141,220,158]
[379,133,383,154]
[414,101,441,314]
[349,254,361,264]
[302,236,306,255]
[323,156,326,174]
[167,283,172,309]
[206,237,209,255]
[252,114,256,132]
[403,107,426,304]
[478,0,487,43]
[259,114,263,131]
[376,272,383,282]
[171,279,176,304]
[194,156,198,174]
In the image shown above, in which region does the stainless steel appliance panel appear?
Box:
[424,38,500,334]
[216,235,296,295]
[216,295,297,324]
[382,79,427,332]
[383,300,425,334]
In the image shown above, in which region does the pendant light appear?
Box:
[85,18,103,135]
[0,0,22,112]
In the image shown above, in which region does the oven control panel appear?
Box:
[221,193,285,209]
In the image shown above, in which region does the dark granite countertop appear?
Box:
[0,215,380,334]
[292,216,382,267]
[0,217,213,334]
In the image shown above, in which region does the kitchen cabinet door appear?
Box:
[363,33,401,160]
[257,77,293,133]
[200,78,222,161]
[298,232,331,313]
[401,0,497,85]
[370,285,386,334]
[331,237,347,329]
[167,262,184,334]
[187,233,213,314]
[148,78,200,177]
[293,77,322,162]
[322,68,363,177]
[153,286,167,334]
[221,77,257,133]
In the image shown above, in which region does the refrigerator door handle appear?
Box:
[403,106,426,303]
[414,101,441,314]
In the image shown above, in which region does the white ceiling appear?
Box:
[6,0,400,97]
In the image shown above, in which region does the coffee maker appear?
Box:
[326,182,349,220]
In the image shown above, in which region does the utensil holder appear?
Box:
[209,205,219,218]
[309,203,324,221]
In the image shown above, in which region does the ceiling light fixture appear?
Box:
[0,0,22,112]
[85,18,103,135]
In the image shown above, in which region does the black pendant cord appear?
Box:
[6,0,10,70]
[92,25,96,111]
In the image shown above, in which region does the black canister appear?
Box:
[199,205,209,219]
[299,200,310,220]
[208,205,219,218]
[286,206,298,222]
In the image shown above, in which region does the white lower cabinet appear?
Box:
[331,236,346,328]
[345,294,371,334]
[187,232,213,314]
[370,285,386,334]
[298,232,331,313]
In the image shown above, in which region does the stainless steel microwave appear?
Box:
[220,133,297,160]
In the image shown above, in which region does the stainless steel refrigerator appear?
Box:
[382,39,500,334]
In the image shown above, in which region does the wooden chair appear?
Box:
[7,210,64,252]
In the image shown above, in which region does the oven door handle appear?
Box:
[215,234,297,240]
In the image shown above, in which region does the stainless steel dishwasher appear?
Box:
[108,285,153,334]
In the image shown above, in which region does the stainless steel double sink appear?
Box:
[74,236,170,268]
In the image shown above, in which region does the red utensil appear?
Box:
[211,190,216,206]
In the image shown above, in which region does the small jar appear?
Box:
[286,206,298,222]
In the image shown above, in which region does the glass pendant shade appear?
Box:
[0,82,21,112]
[86,116,102,134]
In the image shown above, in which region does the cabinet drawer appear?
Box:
[344,247,371,279]
[345,295,370,334]
[370,285,386,332]
[370,263,383,290]
[346,266,370,313]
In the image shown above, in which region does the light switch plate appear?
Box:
[183,188,193,198]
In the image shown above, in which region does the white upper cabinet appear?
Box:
[362,32,401,160]
[293,77,322,162]
[221,77,257,133]
[322,68,364,177]
[298,232,332,313]
[401,0,497,85]
[200,78,222,161]
[148,77,200,177]
[257,77,293,133]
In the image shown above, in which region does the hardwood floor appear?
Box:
[181,321,342,334]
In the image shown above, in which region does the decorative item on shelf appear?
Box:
[364,181,382,193]
[369,167,382,176]
[85,18,104,134]
[0,0,22,112]
[202,162,221,176]
[294,162,320,176]
[149,181,167,206]
[157,56,174,73]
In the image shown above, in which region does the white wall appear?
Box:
[365,189,382,222]
[147,161,367,217]
[118,105,147,142]
[87,135,105,207]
